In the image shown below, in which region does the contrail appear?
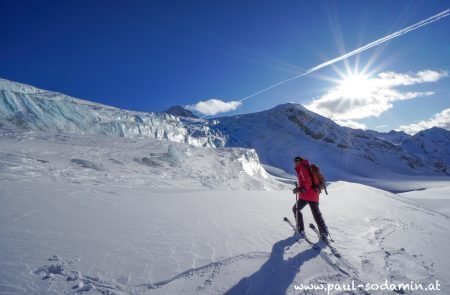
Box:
[238,9,450,102]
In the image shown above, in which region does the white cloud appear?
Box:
[306,70,447,121]
[398,108,450,135]
[185,98,242,116]
[335,120,367,129]
[376,70,447,86]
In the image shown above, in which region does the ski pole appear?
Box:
[294,183,299,231]
[327,227,334,242]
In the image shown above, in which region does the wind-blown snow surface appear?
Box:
[1,128,450,294]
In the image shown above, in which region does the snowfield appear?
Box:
[399,183,450,216]
[1,129,449,295]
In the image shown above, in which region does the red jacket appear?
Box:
[295,159,320,203]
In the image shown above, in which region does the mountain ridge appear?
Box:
[210,103,449,180]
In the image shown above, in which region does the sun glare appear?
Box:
[338,73,373,98]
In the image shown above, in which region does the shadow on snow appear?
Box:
[225,235,321,295]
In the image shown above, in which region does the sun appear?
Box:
[337,73,373,99]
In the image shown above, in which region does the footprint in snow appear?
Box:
[33,255,131,294]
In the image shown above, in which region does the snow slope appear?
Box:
[365,130,411,145]
[1,128,449,295]
[399,183,450,216]
[401,127,450,174]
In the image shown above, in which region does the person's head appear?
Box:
[294,156,303,166]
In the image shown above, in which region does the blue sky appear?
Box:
[1,0,449,133]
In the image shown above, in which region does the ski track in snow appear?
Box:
[29,220,400,295]
[30,253,269,295]
[1,129,449,295]
[29,212,371,294]
[5,189,449,294]
[361,215,436,292]
[31,245,371,295]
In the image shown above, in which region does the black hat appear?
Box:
[294,156,303,162]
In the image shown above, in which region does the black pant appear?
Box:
[292,199,328,235]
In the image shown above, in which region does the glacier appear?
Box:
[0,78,225,148]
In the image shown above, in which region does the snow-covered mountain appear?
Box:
[365,129,411,145]
[165,105,199,119]
[401,127,450,174]
[211,104,450,183]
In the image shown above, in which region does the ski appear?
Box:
[284,218,371,294]
[309,223,341,258]
[283,217,320,250]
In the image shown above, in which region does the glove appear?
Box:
[293,186,307,194]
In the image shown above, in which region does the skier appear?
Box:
[292,156,329,240]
